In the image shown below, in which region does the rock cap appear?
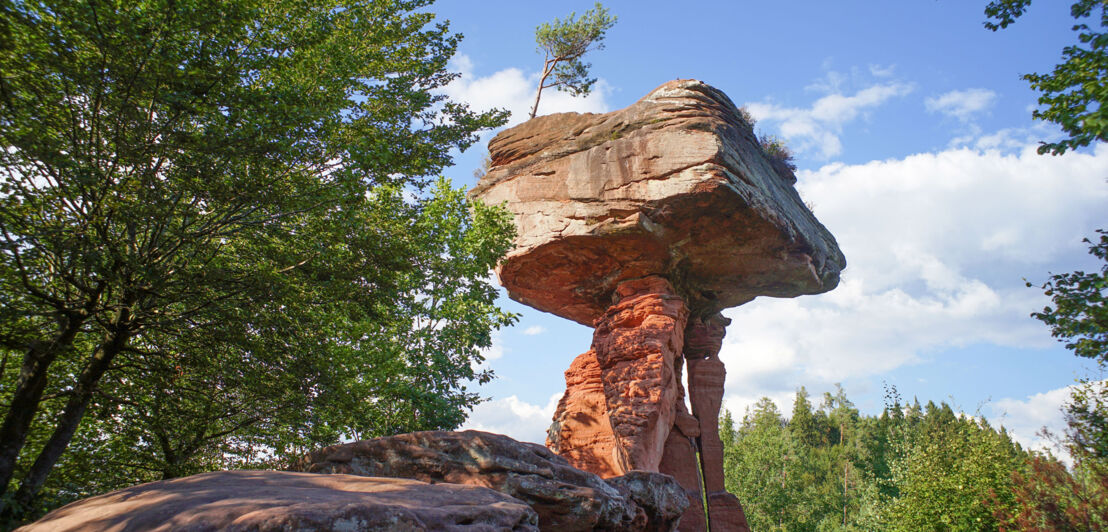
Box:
[472,79,845,325]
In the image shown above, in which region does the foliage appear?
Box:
[737,106,757,128]
[759,134,798,171]
[529,2,617,118]
[0,0,512,522]
[721,386,1035,531]
[1028,230,1108,362]
[989,454,1108,531]
[985,0,1108,154]
[881,401,1025,531]
[1068,374,1108,460]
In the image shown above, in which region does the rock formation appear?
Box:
[17,470,539,532]
[293,430,688,531]
[471,79,846,532]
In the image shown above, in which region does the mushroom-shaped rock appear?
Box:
[471,79,844,532]
[471,79,845,327]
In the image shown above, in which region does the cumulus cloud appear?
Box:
[442,54,611,130]
[461,393,562,444]
[746,81,913,158]
[925,88,997,122]
[990,385,1074,456]
[720,143,1108,422]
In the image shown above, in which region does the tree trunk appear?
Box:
[0,317,86,501]
[529,59,556,119]
[8,316,131,517]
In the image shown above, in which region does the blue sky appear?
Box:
[429,1,1108,453]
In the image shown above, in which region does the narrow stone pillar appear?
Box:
[685,313,750,532]
[659,425,707,532]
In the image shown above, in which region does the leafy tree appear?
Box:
[723,398,791,531]
[985,0,1108,154]
[989,454,1108,531]
[881,406,1026,531]
[720,388,1035,531]
[0,0,512,521]
[988,0,1108,483]
[1029,231,1108,363]
[529,2,617,119]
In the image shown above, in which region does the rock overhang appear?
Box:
[471,79,846,326]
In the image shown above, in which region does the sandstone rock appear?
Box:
[17,470,537,532]
[473,79,846,532]
[294,430,638,531]
[688,355,727,494]
[706,491,751,532]
[547,349,623,478]
[658,430,706,532]
[592,276,687,474]
[605,471,689,532]
[683,314,731,361]
[472,79,845,326]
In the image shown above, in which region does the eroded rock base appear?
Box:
[548,283,750,531]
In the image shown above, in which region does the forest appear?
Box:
[721,386,1108,531]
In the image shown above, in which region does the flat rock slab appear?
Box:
[17,470,538,532]
[471,79,845,325]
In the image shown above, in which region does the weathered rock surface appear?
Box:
[294,430,641,531]
[592,276,688,474]
[605,471,689,532]
[473,79,847,532]
[658,429,706,532]
[472,79,845,327]
[17,470,538,532]
[547,349,622,478]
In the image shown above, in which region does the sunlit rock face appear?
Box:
[471,79,844,327]
[472,79,845,532]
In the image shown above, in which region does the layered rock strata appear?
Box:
[472,79,845,532]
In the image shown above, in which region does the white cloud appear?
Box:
[719,143,1108,417]
[522,325,546,336]
[991,385,1072,455]
[461,393,562,444]
[443,54,611,130]
[926,88,997,122]
[746,81,913,158]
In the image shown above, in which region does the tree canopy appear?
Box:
[718,387,1108,531]
[528,2,617,119]
[0,0,513,522]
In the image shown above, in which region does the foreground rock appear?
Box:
[17,470,538,532]
[472,79,842,532]
[606,471,690,532]
[293,430,686,531]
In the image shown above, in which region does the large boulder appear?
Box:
[471,79,845,326]
[293,430,676,531]
[16,470,538,532]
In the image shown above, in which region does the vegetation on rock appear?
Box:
[529,2,617,119]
